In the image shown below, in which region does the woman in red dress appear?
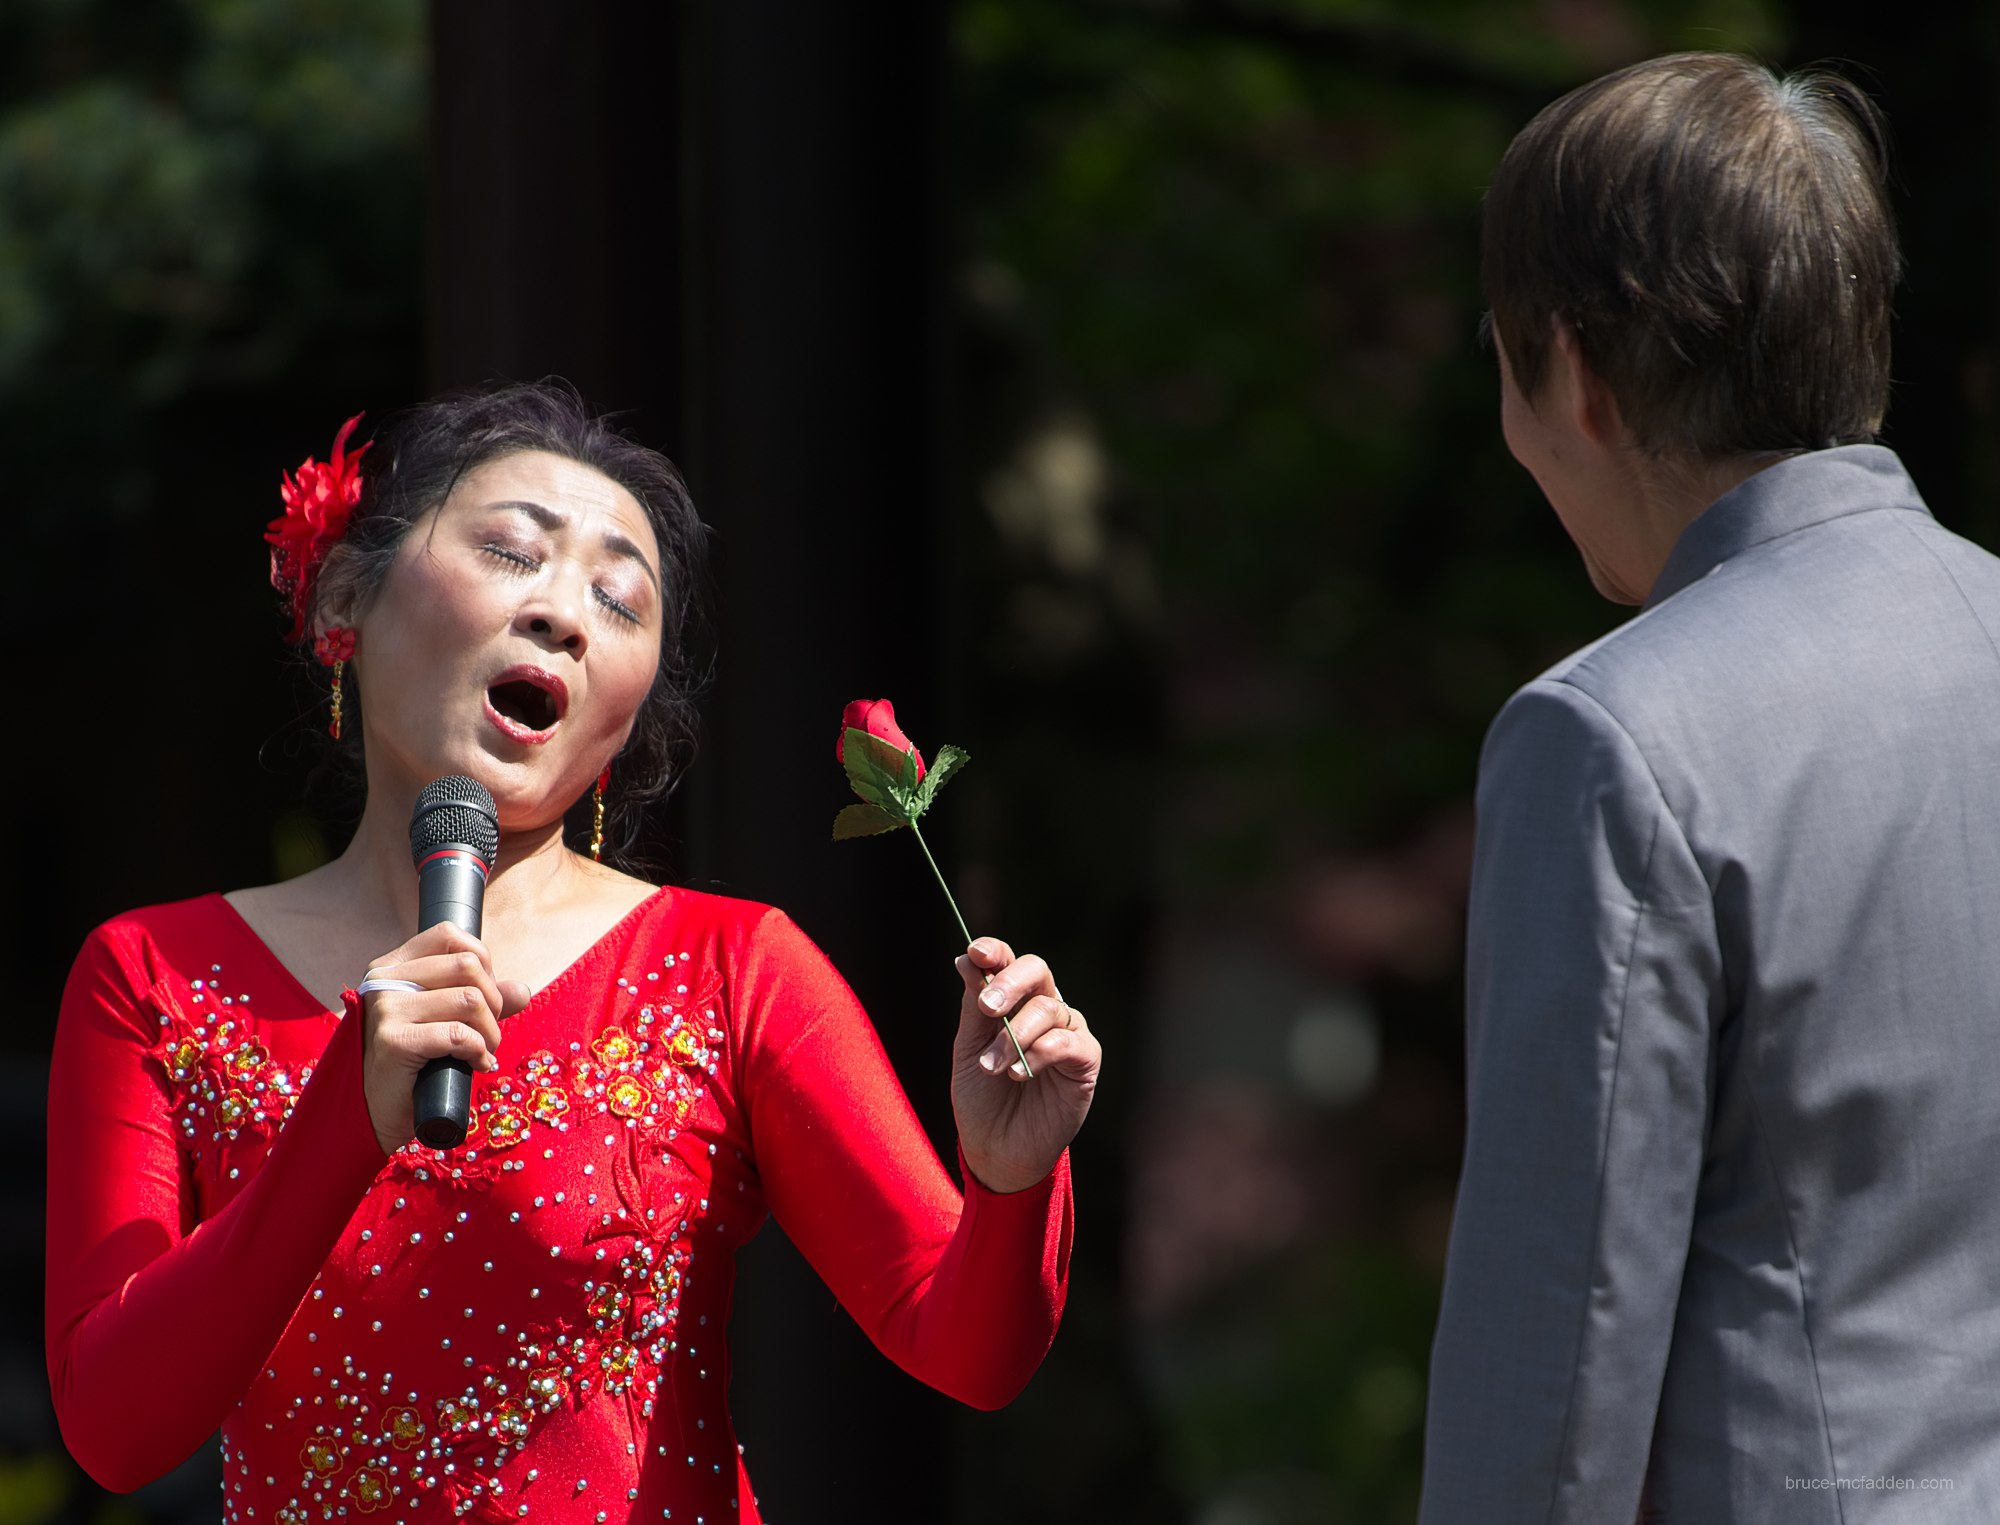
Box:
[45,383,1100,1524]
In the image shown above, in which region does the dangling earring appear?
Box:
[314,627,357,739]
[590,768,611,861]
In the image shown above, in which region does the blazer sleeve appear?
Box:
[1420,679,1721,1524]
[731,909,1072,1410]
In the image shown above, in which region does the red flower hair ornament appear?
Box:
[266,413,370,643]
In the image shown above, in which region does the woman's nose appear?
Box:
[525,613,584,651]
[517,574,588,653]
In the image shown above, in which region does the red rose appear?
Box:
[836,697,925,782]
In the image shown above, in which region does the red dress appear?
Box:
[46,889,1072,1523]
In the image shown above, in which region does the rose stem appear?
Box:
[908,819,1033,1077]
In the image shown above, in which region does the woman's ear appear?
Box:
[309,548,362,648]
[310,603,356,653]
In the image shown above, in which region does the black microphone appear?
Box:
[408,775,500,1148]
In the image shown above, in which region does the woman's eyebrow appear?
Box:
[602,531,663,599]
[488,498,565,530]
[488,499,662,598]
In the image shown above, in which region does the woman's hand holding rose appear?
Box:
[950,938,1101,1194]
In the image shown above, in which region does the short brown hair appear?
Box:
[1482,53,1897,458]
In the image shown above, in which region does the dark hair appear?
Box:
[305,379,711,868]
[1481,52,1898,458]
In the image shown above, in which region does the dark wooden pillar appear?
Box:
[429,3,956,1516]
[676,7,960,1512]
[427,1,690,443]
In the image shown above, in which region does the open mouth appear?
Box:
[483,666,568,742]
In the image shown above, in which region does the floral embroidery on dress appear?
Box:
[153,968,308,1158]
[202,946,732,1525]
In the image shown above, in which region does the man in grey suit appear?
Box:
[1422,53,2000,1523]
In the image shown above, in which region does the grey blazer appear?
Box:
[1421,447,2000,1523]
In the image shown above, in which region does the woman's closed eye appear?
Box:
[481,543,540,572]
[484,540,645,624]
[594,586,641,624]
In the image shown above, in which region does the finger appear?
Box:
[978,993,1072,1073]
[987,1002,1086,1077]
[368,982,506,1059]
[964,936,1016,976]
[372,950,510,1031]
[377,1009,504,1073]
[371,922,492,972]
[1012,1021,1100,1084]
[974,953,1056,1020]
[497,979,533,1018]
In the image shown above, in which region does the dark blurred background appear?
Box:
[4,2,1994,1522]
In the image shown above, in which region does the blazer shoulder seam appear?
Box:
[1536,677,1714,903]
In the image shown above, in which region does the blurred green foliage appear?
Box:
[958,0,1787,892]
[0,0,420,406]
[0,0,424,605]
[0,1453,64,1525]
[1156,1245,1441,1523]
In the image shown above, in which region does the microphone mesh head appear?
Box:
[410,775,500,867]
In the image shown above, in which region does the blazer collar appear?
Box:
[1644,445,1931,611]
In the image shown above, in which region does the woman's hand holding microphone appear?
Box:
[355,924,531,1155]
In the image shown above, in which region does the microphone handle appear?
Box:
[412,851,488,1149]
[413,1058,473,1150]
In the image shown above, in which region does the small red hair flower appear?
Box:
[267,413,371,644]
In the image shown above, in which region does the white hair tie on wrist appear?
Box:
[355,977,425,997]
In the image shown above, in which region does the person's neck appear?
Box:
[327,777,583,934]
[1616,449,1786,602]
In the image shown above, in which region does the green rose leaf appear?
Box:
[915,744,970,811]
[842,727,921,819]
[832,802,903,840]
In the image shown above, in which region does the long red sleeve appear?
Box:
[734,909,1073,1409]
[46,917,386,1491]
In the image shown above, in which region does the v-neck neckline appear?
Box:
[206,887,675,1019]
